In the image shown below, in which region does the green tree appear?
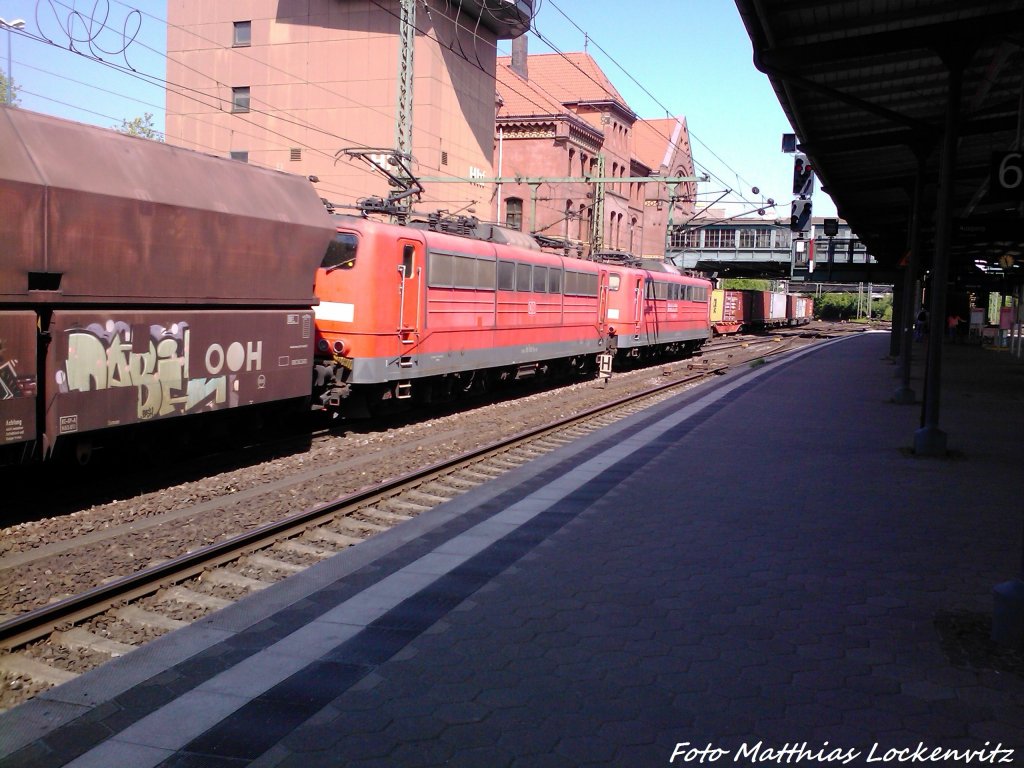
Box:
[1,68,19,106]
[115,112,164,141]
[722,278,774,291]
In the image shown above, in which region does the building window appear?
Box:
[505,197,523,231]
[233,21,251,47]
[231,86,250,113]
[704,228,735,249]
[739,228,771,249]
[229,150,249,163]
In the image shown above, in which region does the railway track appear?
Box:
[0,332,815,710]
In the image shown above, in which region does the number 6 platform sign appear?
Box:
[990,151,1024,201]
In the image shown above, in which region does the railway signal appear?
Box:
[792,153,814,197]
[790,199,812,232]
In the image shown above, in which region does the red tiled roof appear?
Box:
[495,60,567,117]
[633,118,692,174]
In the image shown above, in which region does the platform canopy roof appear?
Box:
[734,0,1024,287]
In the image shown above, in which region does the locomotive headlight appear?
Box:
[317,338,329,352]
[332,339,348,356]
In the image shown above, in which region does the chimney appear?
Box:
[511,34,528,80]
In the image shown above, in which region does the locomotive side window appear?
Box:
[428,252,453,287]
[477,259,496,290]
[428,251,496,290]
[322,232,358,272]
[564,270,598,297]
[453,255,477,289]
[516,263,532,292]
[533,266,548,293]
[564,271,577,295]
[498,260,516,290]
[401,244,414,278]
[548,267,562,294]
[608,273,621,291]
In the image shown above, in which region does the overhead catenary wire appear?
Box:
[15,0,774,218]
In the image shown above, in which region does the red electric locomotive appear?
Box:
[602,259,712,360]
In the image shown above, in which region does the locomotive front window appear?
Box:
[322,232,358,272]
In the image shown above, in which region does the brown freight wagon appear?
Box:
[0,106,336,464]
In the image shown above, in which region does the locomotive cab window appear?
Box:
[608,273,621,291]
[322,232,358,272]
[401,244,414,278]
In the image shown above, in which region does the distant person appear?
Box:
[915,307,929,341]
[947,313,961,341]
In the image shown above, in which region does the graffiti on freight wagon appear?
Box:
[55,321,264,420]
[0,340,35,401]
[1,337,38,445]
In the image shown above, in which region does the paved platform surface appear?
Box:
[1,331,1023,768]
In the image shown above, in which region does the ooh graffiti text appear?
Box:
[57,321,264,420]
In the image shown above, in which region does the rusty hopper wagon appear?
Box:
[0,107,336,464]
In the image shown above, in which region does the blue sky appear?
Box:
[0,0,837,220]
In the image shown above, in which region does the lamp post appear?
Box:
[0,17,26,105]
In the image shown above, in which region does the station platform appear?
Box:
[1,331,1022,768]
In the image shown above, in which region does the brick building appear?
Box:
[495,37,695,258]
[165,0,531,214]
